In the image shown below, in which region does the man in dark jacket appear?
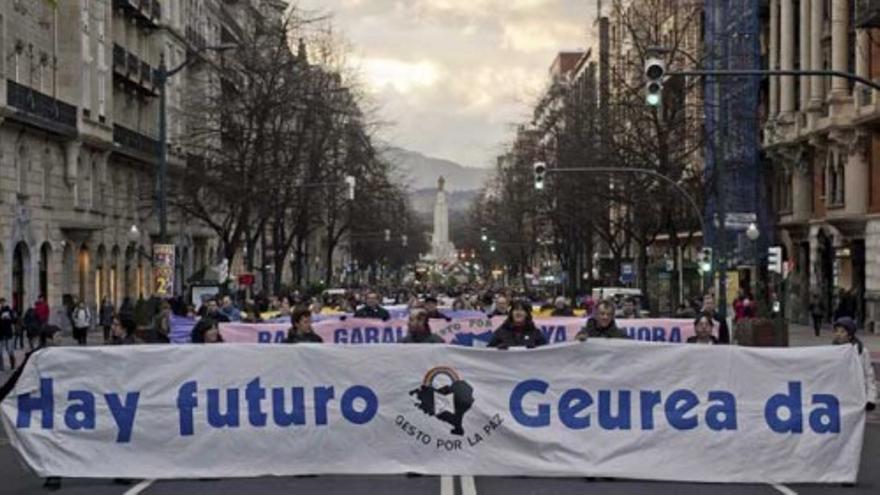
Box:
[550,296,575,317]
[0,298,17,370]
[286,307,324,343]
[354,291,391,320]
[401,308,445,343]
[423,296,450,320]
[488,300,548,349]
[576,300,629,340]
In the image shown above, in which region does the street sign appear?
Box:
[724,212,757,230]
[620,262,635,284]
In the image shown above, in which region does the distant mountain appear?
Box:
[384,147,490,192]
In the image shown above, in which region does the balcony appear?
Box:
[6,80,78,134]
[856,0,880,28]
[113,43,126,72]
[113,44,157,96]
[113,124,159,158]
[113,0,160,28]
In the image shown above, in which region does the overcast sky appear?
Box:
[298,0,597,169]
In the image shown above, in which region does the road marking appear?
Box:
[461,475,477,495]
[123,479,156,495]
[771,484,798,495]
[440,475,454,495]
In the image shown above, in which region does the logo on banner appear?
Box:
[396,366,504,452]
[409,367,475,436]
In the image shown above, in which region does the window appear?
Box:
[81,0,92,111]
[97,5,107,118]
[826,149,846,207]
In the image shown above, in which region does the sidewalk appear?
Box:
[788,321,880,359]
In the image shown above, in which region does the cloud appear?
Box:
[299,0,596,168]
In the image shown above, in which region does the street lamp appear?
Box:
[746,222,760,241]
[156,42,238,243]
[127,224,140,244]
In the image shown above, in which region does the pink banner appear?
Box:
[219,317,713,345]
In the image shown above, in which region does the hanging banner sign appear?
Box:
[152,244,175,298]
[216,317,713,345]
[0,343,865,482]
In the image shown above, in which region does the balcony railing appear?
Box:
[7,80,78,130]
[113,124,159,158]
[127,53,139,75]
[112,0,160,27]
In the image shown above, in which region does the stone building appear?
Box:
[0,0,274,323]
[764,0,880,329]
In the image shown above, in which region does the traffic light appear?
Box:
[480,227,488,242]
[644,58,665,107]
[533,161,547,190]
[490,241,497,253]
[384,229,391,242]
[768,246,783,274]
[698,247,713,273]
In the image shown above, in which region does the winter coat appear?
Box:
[99,302,115,327]
[488,321,548,348]
[72,307,91,329]
[576,318,630,339]
[354,305,391,321]
[286,329,324,343]
[0,305,16,339]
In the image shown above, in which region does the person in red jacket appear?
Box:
[34,295,50,326]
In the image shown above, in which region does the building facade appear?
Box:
[765,0,880,329]
[0,0,275,323]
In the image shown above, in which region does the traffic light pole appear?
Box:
[666,69,880,92]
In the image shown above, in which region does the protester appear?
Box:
[354,291,391,320]
[118,297,134,325]
[488,300,547,349]
[71,300,91,346]
[203,298,230,323]
[99,296,115,344]
[620,297,640,319]
[424,296,449,320]
[0,298,17,370]
[111,316,141,345]
[831,317,877,411]
[220,295,242,322]
[286,307,324,343]
[809,293,824,337]
[576,300,628,340]
[551,296,574,317]
[401,308,445,343]
[487,295,510,317]
[686,313,719,344]
[191,318,223,344]
[151,301,172,343]
[701,293,730,344]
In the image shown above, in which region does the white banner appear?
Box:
[0,343,866,483]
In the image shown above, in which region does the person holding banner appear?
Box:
[191,318,224,344]
[831,317,877,411]
[488,300,547,349]
[401,308,445,344]
[354,292,391,321]
[575,300,628,341]
[110,316,141,345]
[286,308,324,343]
[487,295,510,317]
[686,313,719,344]
[424,296,450,321]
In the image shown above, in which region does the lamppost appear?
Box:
[746,222,760,299]
[155,43,237,243]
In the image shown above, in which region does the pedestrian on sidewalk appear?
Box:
[21,302,42,351]
[831,317,877,412]
[99,296,115,344]
[71,301,92,346]
[0,298,18,370]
